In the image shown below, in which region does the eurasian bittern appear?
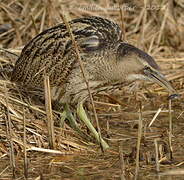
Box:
[11,16,176,148]
[11,16,175,102]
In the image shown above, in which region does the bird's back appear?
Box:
[11,16,122,90]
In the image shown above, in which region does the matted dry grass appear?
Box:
[0,0,184,179]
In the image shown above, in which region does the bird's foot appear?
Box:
[60,103,93,141]
[58,102,109,150]
[77,102,109,150]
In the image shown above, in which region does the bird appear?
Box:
[11,16,176,107]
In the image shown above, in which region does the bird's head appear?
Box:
[117,43,176,93]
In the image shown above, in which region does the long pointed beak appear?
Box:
[144,68,176,93]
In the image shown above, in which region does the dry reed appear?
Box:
[0,0,184,179]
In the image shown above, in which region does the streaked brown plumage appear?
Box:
[11,16,176,106]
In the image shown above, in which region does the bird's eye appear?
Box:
[143,66,152,74]
[144,66,151,71]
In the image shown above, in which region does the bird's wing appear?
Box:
[11,16,122,88]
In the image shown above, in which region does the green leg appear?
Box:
[59,110,67,128]
[64,103,79,130]
[61,103,92,141]
[77,102,109,150]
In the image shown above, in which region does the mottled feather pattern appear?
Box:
[11,16,163,104]
[11,16,121,88]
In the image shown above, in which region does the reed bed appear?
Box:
[0,0,184,179]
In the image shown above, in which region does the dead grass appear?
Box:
[0,0,184,179]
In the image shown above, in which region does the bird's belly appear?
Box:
[51,80,105,104]
[57,80,126,104]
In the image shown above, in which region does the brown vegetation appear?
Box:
[0,0,184,179]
